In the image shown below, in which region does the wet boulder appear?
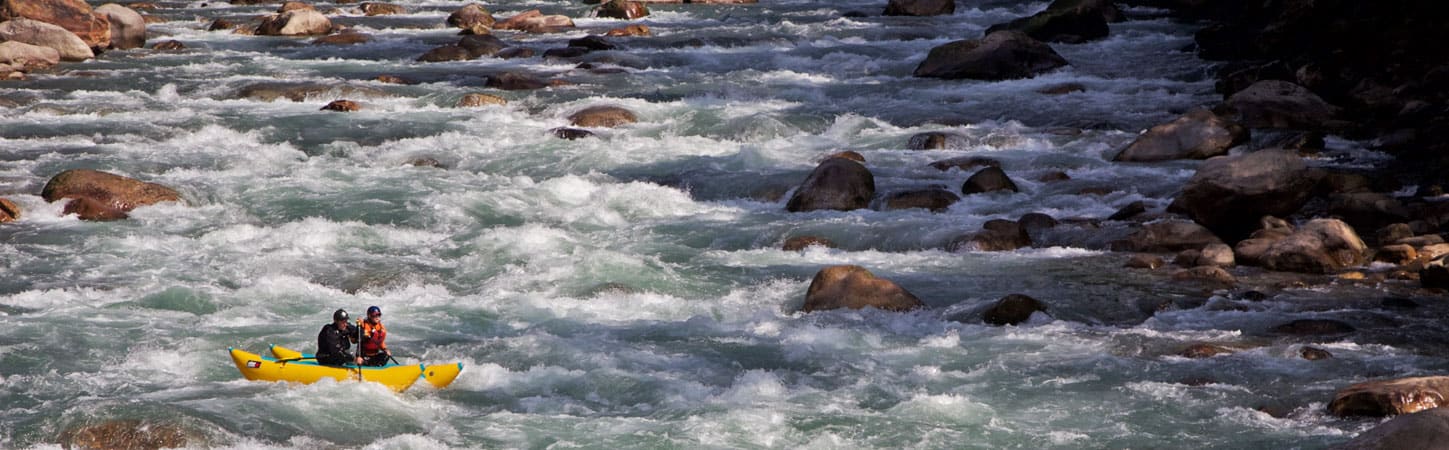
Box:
[1373,244,1417,265]
[1113,108,1248,162]
[457,92,506,107]
[494,10,574,33]
[358,2,402,16]
[1225,80,1340,130]
[801,265,924,312]
[1175,243,1235,267]
[1017,212,1058,233]
[1124,254,1164,269]
[1260,219,1367,273]
[949,219,1031,252]
[234,81,387,102]
[0,197,19,222]
[1327,193,1410,234]
[786,158,875,212]
[551,127,593,140]
[982,294,1046,325]
[1176,149,1319,242]
[961,166,1018,195]
[882,188,958,212]
[568,105,637,128]
[416,44,471,62]
[783,236,834,251]
[312,31,369,45]
[148,39,182,50]
[59,420,192,450]
[907,131,968,150]
[0,0,111,50]
[567,35,614,51]
[485,72,550,90]
[256,8,331,36]
[823,151,865,163]
[1107,200,1147,221]
[447,3,493,30]
[882,0,953,16]
[458,34,506,57]
[1335,408,1449,449]
[0,17,93,61]
[1178,343,1234,358]
[0,40,60,71]
[605,24,649,37]
[94,4,144,49]
[914,30,1068,80]
[1116,220,1224,252]
[1329,376,1449,417]
[596,0,647,20]
[41,169,181,220]
[1172,266,1236,285]
[320,99,359,111]
[1301,346,1333,360]
[984,0,1120,43]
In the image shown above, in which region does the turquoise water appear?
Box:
[0,0,1437,448]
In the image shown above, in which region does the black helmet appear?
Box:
[333,309,349,322]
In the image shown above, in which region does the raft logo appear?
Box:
[246,360,261,368]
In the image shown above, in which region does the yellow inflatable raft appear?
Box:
[228,345,463,392]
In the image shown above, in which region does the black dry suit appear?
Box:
[315,322,357,366]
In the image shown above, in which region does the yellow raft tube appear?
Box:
[228,345,463,392]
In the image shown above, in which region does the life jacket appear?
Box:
[358,319,387,356]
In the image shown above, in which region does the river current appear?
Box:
[0,0,1441,448]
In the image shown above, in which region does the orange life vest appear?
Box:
[358,319,387,356]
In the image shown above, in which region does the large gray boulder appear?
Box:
[801,265,924,312]
[1113,108,1248,162]
[883,0,953,16]
[0,17,93,61]
[1334,408,1449,450]
[1225,80,1340,129]
[95,4,145,49]
[984,0,1121,43]
[785,157,876,212]
[914,30,1067,80]
[1176,149,1319,242]
[1259,218,1367,273]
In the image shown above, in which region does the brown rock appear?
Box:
[596,0,648,19]
[1377,223,1414,245]
[801,265,924,312]
[961,166,1018,195]
[783,236,834,251]
[949,219,1030,252]
[883,0,953,16]
[825,151,864,163]
[551,127,594,140]
[882,188,958,212]
[1329,376,1449,417]
[0,197,19,222]
[447,3,493,30]
[907,131,964,150]
[1375,244,1418,265]
[416,44,472,62]
[359,2,402,15]
[1113,108,1248,162]
[406,157,444,168]
[1017,212,1058,232]
[235,81,387,102]
[256,9,331,36]
[312,31,369,45]
[1124,254,1164,269]
[785,158,875,212]
[914,30,1068,80]
[982,293,1046,325]
[1225,80,1340,130]
[320,99,359,111]
[457,92,506,107]
[125,2,156,9]
[59,420,190,450]
[0,40,60,71]
[1300,346,1333,360]
[277,1,311,12]
[568,105,637,128]
[148,39,183,50]
[0,0,112,50]
[0,17,94,61]
[605,24,649,37]
[1178,343,1234,358]
[207,18,234,31]
[1172,266,1236,285]
[458,33,506,57]
[373,74,406,84]
[494,9,574,33]
[95,4,145,50]
[1260,219,1368,274]
[42,169,181,220]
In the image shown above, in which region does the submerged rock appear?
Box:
[949,219,1031,252]
[1300,346,1333,360]
[1272,319,1354,335]
[457,93,506,107]
[320,99,359,111]
[1178,343,1234,358]
[782,236,834,251]
[1329,376,1449,417]
[914,30,1068,80]
[982,294,1047,326]
[358,2,402,16]
[568,105,637,128]
[801,265,924,312]
[883,0,953,16]
[59,420,193,450]
[882,188,958,212]
[551,127,594,140]
[785,158,875,212]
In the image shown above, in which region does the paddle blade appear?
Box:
[420,362,463,389]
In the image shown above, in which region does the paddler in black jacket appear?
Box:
[316,309,362,366]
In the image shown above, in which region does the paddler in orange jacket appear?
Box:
[357,305,391,366]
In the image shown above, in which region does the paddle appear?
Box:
[275,356,316,363]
